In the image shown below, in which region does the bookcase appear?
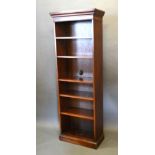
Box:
[50,8,105,149]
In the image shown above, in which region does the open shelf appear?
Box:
[58,76,93,84]
[57,59,93,79]
[61,108,93,120]
[56,37,92,39]
[60,90,94,101]
[61,130,94,142]
[59,82,94,100]
[60,97,93,116]
[60,97,93,108]
[55,20,92,38]
[56,39,93,56]
[61,115,94,140]
[57,56,93,59]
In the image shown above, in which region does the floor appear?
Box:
[36,125,118,155]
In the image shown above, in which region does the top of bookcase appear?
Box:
[50,8,105,18]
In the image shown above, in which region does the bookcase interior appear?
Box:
[57,58,93,80]
[56,39,93,56]
[61,115,94,140]
[55,20,92,37]
[59,82,93,98]
[60,98,93,110]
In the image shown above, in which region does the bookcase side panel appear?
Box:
[53,22,62,132]
[93,17,104,140]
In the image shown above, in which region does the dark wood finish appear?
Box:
[93,16,104,140]
[56,39,93,56]
[50,8,105,149]
[60,97,93,110]
[57,56,92,58]
[61,116,94,139]
[60,94,94,101]
[60,132,104,149]
[58,77,93,84]
[61,108,93,120]
[56,37,92,39]
[55,20,92,37]
[57,58,93,80]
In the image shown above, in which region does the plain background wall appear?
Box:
[36,0,118,130]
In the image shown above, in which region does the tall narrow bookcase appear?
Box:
[50,8,105,149]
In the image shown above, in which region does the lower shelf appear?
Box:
[62,130,93,141]
[60,90,94,101]
[61,108,93,120]
[58,76,93,84]
[59,132,104,149]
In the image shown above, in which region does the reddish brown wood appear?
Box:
[56,39,93,56]
[60,97,93,110]
[57,56,93,58]
[60,92,94,101]
[58,77,93,84]
[57,58,93,79]
[60,132,104,149]
[50,8,105,19]
[55,20,92,37]
[61,116,94,139]
[61,107,93,120]
[50,8,105,149]
[93,16,104,140]
[56,37,92,39]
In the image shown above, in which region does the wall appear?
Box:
[36,0,118,130]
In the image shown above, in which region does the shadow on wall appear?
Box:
[103,14,118,130]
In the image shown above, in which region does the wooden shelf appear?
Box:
[60,90,94,101]
[50,8,105,148]
[61,130,94,141]
[56,37,92,39]
[57,56,93,59]
[58,77,93,84]
[60,131,104,149]
[61,108,93,120]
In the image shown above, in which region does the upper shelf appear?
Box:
[61,108,93,120]
[56,37,92,39]
[59,76,93,84]
[60,90,94,101]
[57,56,93,59]
[55,20,92,38]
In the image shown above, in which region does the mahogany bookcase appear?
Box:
[50,8,105,149]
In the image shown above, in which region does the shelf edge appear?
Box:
[60,94,94,101]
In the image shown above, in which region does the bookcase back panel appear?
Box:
[60,97,93,110]
[56,39,93,56]
[58,59,93,80]
[61,116,94,139]
[59,82,93,97]
[55,20,92,37]
[57,59,93,79]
